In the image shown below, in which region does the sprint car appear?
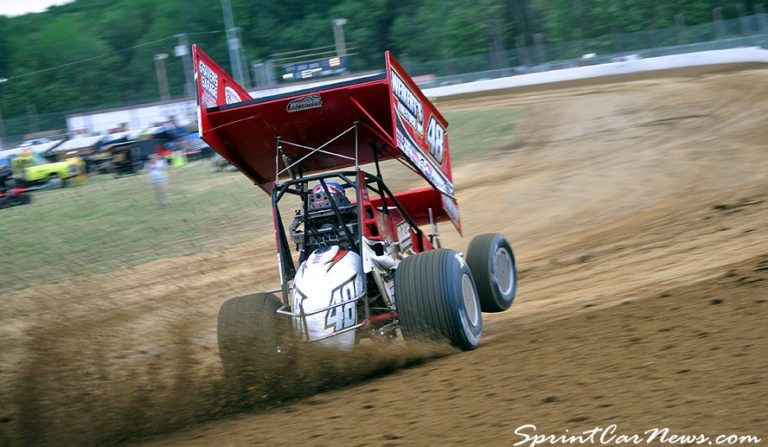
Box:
[192,46,518,373]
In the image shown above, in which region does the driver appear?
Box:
[310,181,350,209]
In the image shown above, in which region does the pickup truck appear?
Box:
[11,154,79,188]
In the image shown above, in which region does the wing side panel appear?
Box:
[385,52,461,234]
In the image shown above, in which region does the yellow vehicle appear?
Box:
[11,152,79,188]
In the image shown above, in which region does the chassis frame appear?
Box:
[269,123,434,344]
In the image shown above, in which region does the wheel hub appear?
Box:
[494,247,514,295]
[461,273,480,326]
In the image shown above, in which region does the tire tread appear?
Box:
[396,249,481,350]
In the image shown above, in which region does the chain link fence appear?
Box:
[402,13,768,87]
[1,112,71,148]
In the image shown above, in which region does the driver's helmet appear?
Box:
[310,181,350,210]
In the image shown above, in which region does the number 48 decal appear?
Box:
[325,279,357,332]
[426,116,445,165]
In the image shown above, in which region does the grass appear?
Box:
[445,108,521,157]
[0,164,272,293]
[0,106,521,294]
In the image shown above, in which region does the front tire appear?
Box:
[47,174,64,188]
[396,249,482,350]
[14,193,32,206]
[217,292,287,379]
[466,233,517,312]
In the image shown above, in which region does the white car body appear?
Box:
[291,245,364,349]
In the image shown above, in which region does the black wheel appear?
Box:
[217,292,288,379]
[396,249,482,350]
[14,194,32,206]
[466,233,517,313]
[47,174,64,188]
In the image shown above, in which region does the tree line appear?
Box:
[0,0,764,137]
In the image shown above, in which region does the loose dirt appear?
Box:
[1,66,766,446]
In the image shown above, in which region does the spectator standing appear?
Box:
[65,151,87,186]
[145,154,170,207]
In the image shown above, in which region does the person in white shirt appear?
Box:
[145,154,170,207]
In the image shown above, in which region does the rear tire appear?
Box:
[396,249,482,350]
[217,292,287,379]
[466,233,517,312]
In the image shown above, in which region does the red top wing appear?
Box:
[204,74,395,190]
[193,45,461,233]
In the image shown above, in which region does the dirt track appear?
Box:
[2,67,767,446]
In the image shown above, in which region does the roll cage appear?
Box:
[271,123,428,308]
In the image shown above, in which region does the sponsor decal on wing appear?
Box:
[287,94,323,112]
[198,60,218,109]
[441,194,461,230]
[224,86,242,104]
[395,113,454,198]
[391,68,424,135]
[426,116,446,165]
